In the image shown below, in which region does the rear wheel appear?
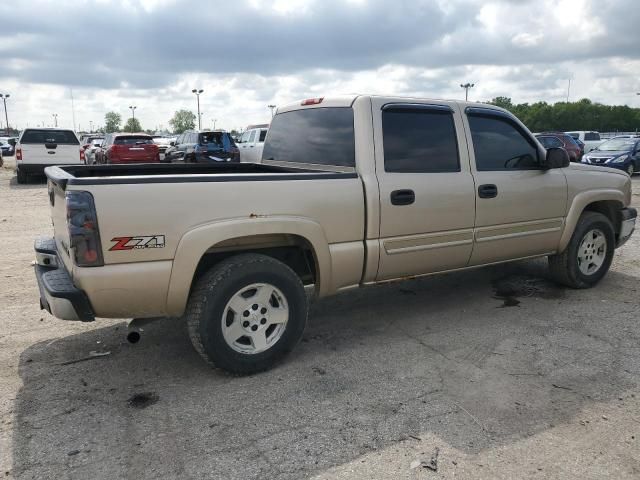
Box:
[548,212,614,288]
[185,254,308,374]
[16,168,27,184]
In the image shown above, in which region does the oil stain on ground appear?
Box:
[492,274,565,307]
[127,392,159,409]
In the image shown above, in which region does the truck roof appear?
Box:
[277,94,509,114]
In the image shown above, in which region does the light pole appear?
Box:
[268,104,276,118]
[89,121,93,132]
[192,89,203,130]
[460,83,475,101]
[52,113,58,127]
[129,105,137,120]
[0,94,10,134]
[213,119,217,130]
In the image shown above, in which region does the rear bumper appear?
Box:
[617,208,637,248]
[34,237,95,322]
[195,152,240,163]
[19,163,82,175]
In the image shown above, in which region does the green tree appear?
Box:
[124,117,142,132]
[104,111,122,133]
[169,109,196,134]
[489,96,513,110]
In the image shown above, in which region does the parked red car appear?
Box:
[94,133,160,164]
[535,132,583,162]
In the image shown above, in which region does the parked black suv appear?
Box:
[164,130,239,163]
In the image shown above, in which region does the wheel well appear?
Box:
[583,200,623,236]
[191,234,317,293]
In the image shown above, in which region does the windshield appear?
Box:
[595,138,636,151]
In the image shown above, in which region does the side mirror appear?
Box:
[544,147,570,169]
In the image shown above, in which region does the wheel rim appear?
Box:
[577,229,607,276]
[221,283,289,354]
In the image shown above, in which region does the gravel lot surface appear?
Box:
[0,160,639,479]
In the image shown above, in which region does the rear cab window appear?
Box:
[262,107,355,167]
[20,129,79,145]
[114,136,153,145]
[584,132,601,141]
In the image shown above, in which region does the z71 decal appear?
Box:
[110,235,166,251]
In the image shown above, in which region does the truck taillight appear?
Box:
[16,148,22,161]
[65,191,104,267]
[80,148,85,162]
[301,97,323,105]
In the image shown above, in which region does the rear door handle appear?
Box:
[390,189,415,206]
[478,184,498,199]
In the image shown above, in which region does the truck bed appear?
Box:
[45,163,356,188]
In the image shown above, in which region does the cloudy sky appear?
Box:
[0,0,638,132]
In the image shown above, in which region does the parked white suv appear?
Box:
[15,128,83,183]
[238,124,268,163]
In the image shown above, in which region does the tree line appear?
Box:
[100,109,197,134]
[488,97,640,133]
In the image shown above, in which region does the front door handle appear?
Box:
[390,189,415,206]
[478,184,498,199]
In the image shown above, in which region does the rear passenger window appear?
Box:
[262,107,355,167]
[382,107,459,173]
[468,114,539,171]
[20,129,79,145]
[259,130,267,142]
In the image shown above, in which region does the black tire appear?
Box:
[16,168,27,184]
[185,253,308,374]
[548,212,615,288]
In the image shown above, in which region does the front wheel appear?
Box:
[548,212,615,288]
[185,254,308,374]
[627,163,634,176]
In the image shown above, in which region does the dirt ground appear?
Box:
[0,160,639,479]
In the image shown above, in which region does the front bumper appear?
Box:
[617,208,637,248]
[34,237,95,321]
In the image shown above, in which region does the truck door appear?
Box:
[463,107,567,265]
[373,100,476,281]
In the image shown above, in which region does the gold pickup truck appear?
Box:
[35,95,636,374]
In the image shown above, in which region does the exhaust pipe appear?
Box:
[126,317,163,343]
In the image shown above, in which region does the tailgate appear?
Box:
[21,143,81,165]
[122,143,157,160]
[47,179,74,273]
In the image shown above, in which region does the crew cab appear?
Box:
[15,128,83,183]
[35,95,636,374]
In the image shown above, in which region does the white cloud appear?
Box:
[0,0,639,132]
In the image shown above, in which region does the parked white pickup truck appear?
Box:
[35,95,636,373]
[238,124,268,163]
[16,128,84,183]
[566,131,604,153]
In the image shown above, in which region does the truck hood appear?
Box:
[565,162,632,207]
[568,162,630,177]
